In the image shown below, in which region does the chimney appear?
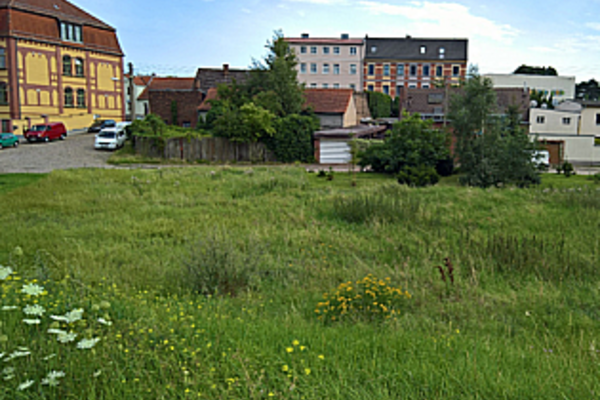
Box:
[341,33,349,40]
[406,34,412,39]
[301,33,309,39]
[223,64,229,76]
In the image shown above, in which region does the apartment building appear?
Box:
[285,34,365,91]
[485,73,576,105]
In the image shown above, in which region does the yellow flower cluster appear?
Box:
[315,274,411,322]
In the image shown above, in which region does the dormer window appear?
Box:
[60,22,83,43]
[420,45,426,54]
[439,47,445,59]
[371,46,377,53]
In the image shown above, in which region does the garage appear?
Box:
[320,140,351,164]
[314,125,388,165]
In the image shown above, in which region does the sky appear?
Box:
[75,0,600,81]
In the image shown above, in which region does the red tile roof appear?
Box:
[0,0,112,29]
[197,88,218,111]
[133,76,153,86]
[304,89,353,114]
[138,77,196,100]
[286,38,363,45]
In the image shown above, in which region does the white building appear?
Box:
[485,74,575,105]
[124,75,154,120]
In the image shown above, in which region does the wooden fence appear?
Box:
[133,136,277,163]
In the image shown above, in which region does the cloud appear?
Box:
[585,22,600,31]
[357,1,518,43]
[285,0,348,4]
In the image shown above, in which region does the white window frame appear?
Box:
[350,47,357,55]
[300,46,307,54]
[323,46,330,55]
[300,63,307,74]
[310,63,317,74]
[350,64,357,75]
[536,116,545,124]
[310,46,317,54]
[333,64,340,75]
[333,47,340,55]
[323,63,330,74]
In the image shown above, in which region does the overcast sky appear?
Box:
[75,0,600,81]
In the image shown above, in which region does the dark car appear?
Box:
[88,119,116,133]
[23,123,67,142]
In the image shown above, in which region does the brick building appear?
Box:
[139,77,201,127]
[364,37,468,97]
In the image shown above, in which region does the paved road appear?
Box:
[0,132,115,173]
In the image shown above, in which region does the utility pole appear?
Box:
[128,62,135,122]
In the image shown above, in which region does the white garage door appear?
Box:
[320,140,351,164]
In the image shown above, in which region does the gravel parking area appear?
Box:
[0,132,115,173]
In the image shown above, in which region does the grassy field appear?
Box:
[0,168,599,399]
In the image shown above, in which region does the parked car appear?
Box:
[88,119,116,133]
[94,123,128,150]
[24,123,67,142]
[0,133,19,149]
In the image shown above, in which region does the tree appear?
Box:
[529,89,554,109]
[212,102,275,143]
[576,79,600,101]
[449,74,540,188]
[366,91,393,118]
[248,31,305,117]
[514,65,558,76]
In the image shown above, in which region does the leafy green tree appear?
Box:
[576,79,600,101]
[213,102,275,143]
[530,89,554,109]
[358,112,449,176]
[449,74,540,188]
[366,91,392,118]
[514,65,558,76]
[263,114,319,162]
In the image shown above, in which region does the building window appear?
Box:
[397,64,405,76]
[333,64,340,75]
[371,46,377,53]
[350,64,357,75]
[64,87,74,107]
[310,46,317,54]
[420,45,427,54]
[75,58,84,77]
[536,116,545,124]
[77,89,86,108]
[409,65,417,76]
[383,85,389,95]
[439,47,445,59]
[562,117,571,125]
[333,47,340,55]
[323,47,330,54]
[423,65,430,77]
[0,48,5,69]
[60,22,83,43]
[310,83,317,88]
[396,84,403,94]
[333,83,340,89]
[368,64,374,75]
[300,63,307,74]
[422,84,430,89]
[1,119,10,132]
[310,63,317,74]
[383,64,390,77]
[323,83,329,89]
[300,46,307,54]
[596,113,600,125]
[350,47,357,55]
[452,65,460,77]
[349,84,356,90]
[62,55,72,76]
[0,82,7,105]
[436,65,443,77]
[367,84,374,92]
[408,83,417,89]
[323,64,329,74]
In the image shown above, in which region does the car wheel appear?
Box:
[0,143,3,149]
[44,137,49,143]
[60,134,65,140]
[14,141,18,148]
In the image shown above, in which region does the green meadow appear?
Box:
[0,167,599,399]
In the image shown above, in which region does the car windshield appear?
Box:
[102,120,116,128]
[31,125,49,132]
[99,132,116,139]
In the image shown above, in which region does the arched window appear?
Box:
[75,58,84,77]
[77,89,85,108]
[62,55,72,76]
[64,87,73,107]
[0,82,8,105]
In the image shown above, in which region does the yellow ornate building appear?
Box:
[0,0,124,134]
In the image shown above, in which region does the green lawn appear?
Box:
[0,167,598,399]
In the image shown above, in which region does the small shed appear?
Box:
[314,124,387,164]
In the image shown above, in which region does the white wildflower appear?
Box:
[22,319,41,325]
[17,347,29,352]
[51,308,84,324]
[23,304,46,316]
[0,353,4,360]
[41,370,65,387]
[2,367,14,375]
[77,337,101,350]
[0,266,13,280]
[47,329,67,335]
[57,331,77,344]
[21,283,44,296]
[42,354,57,361]
[5,350,31,361]
[1,306,18,311]
[17,380,35,390]
[3,374,14,381]
[97,318,112,326]
[93,370,102,378]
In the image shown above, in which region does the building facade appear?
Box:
[0,0,124,134]
[364,37,468,97]
[125,74,153,120]
[484,74,576,105]
[286,34,365,91]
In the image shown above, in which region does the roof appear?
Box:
[314,124,387,139]
[285,38,364,45]
[576,100,600,108]
[195,66,249,93]
[305,89,354,114]
[138,77,196,100]
[365,37,468,61]
[198,88,218,111]
[133,76,153,87]
[0,0,112,29]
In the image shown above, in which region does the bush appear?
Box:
[182,231,263,296]
[397,165,440,187]
[435,157,455,177]
[263,114,318,163]
[315,274,412,323]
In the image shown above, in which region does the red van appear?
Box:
[24,123,67,143]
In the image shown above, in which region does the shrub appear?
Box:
[315,274,411,323]
[263,114,318,163]
[183,231,263,296]
[397,165,440,187]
